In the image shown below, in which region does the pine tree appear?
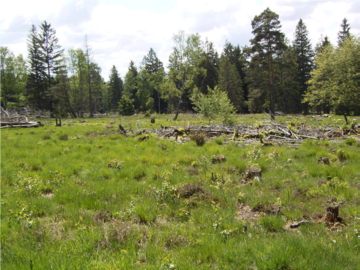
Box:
[293,19,314,113]
[218,55,244,112]
[108,65,123,111]
[249,8,286,119]
[338,18,351,46]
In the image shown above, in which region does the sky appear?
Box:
[1,0,359,80]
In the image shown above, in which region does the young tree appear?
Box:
[217,55,244,112]
[108,65,123,111]
[293,19,314,113]
[191,86,235,125]
[249,8,286,119]
[338,18,351,46]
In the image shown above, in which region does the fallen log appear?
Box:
[0,121,42,128]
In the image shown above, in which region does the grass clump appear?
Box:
[336,149,350,161]
[345,137,356,146]
[214,138,223,145]
[259,215,285,232]
[58,134,68,140]
[190,132,206,146]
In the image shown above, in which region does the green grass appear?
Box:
[1,113,359,269]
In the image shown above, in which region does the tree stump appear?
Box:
[246,166,262,181]
[325,205,340,222]
[317,157,330,165]
[212,155,226,164]
[55,117,62,127]
[151,118,155,123]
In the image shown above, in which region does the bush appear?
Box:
[191,86,235,125]
[118,96,135,115]
[190,133,206,146]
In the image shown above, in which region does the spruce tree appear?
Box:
[37,21,64,110]
[108,65,123,110]
[293,19,314,113]
[141,48,165,113]
[142,48,163,74]
[123,61,139,110]
[315,35,331,55]
[218,55,244,112]
[338,18,351,46]
[223,41,249,111]
[26,25,46,109]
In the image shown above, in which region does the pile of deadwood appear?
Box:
[121,121,359,145]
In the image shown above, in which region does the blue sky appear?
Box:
[1,0,359,79]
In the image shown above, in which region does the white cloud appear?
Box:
[1,0,359,79]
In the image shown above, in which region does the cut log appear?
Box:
[317,157,330,165]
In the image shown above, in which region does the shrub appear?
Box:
[191,86,235,125]
[118,96,135,115]
[190,133,206,146]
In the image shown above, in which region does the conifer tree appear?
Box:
[218,56,244,112]
[293,19,314,113]
[123,60,139,110]
[338,18,351,46]
[38,21,64,110]
[108,65,123,110]
[26,25,46,109]
[223,41,249,110]
[249,8,286,119]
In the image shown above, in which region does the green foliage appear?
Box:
[118,96,135,115]
[304,37,360,115]
[191,86,235,125]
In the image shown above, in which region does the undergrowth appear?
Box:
[1,113,359,269]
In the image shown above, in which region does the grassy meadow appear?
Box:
[1,113,359,269]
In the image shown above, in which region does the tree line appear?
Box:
[1,8,358,119]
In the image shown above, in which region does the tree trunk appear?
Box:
[173,100,180,121]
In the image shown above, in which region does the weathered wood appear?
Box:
[290,220,311,228]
